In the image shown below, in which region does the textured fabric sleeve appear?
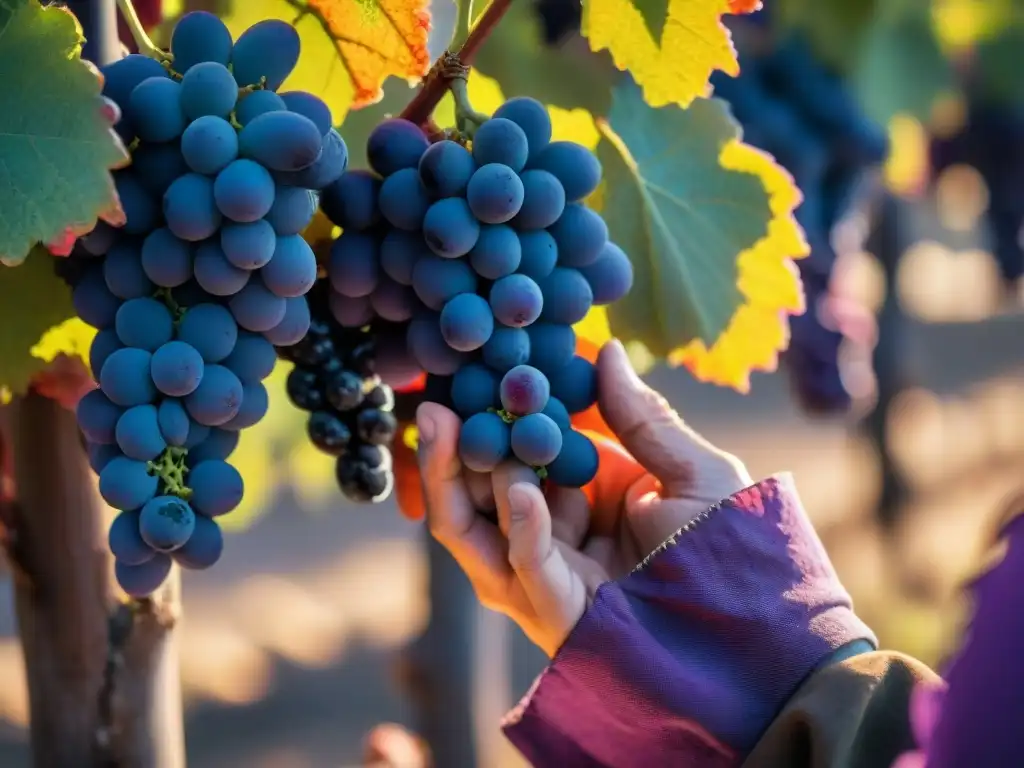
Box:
[501,474,881,767]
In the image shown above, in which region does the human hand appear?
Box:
[417,339,752,656]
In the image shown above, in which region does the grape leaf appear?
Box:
[582,0,739,108]
[0,248,83,401]
[0,0,127,265]
[595,82,807,391]
[218,0,431,123]
[632,0,669,43]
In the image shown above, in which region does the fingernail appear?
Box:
[508,484,533,524]
[417,409,436,445]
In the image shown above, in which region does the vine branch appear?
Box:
[114,0,170,63]
[399,0,513,127]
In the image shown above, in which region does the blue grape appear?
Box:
[380,230,429,285]
[151,341,205,397]
[538,267,592,324]
[115,297,174,351]
[184,420,211,449]
[467,164,525,224]
[180,62,237,120]
[329,291,374,327]
[265,186,317,235]
[194,240,250,296]
[423,197,481,257]
[450,363,500,418]
[548,355,598,413]
[482,326,530,373]
[115,171,159,235]
[329,231,380,298]
[513,170,565,230]
[181,115,238,174]
[378,167,431,231]
[469,224,521,279]
[221,382,268,430]
[77,389,123,444]
[99,456,159,510]
[274,128,348,189]
[579,242,633,304]
[104,241,153,300]
[546,429,598,488]
[520,230,561,280]
[541,397,571,430]
[526,322,576,374]
[139,495,196,551]
[500,365,550,416]
[80,223,118,255]
[236,90,287,126]
[220,220,275,269]
[261,235,317,298]
[407,314,468,376]
[101,54,168,137]
[178,303,237,363]
[458,412,512,472]
[493,97,552,163]
[108,510,154,566]
[230,20,300,90]
[187,428,239,464]
[280,91,333,135]
[158,398,191,446]
[223,332,277,383]
[172,515,224,570]
[188,459,244,516]
[472,118,529,173]
[132,141,189,197]
[185,364,243,426]
[89,328,122,378]
[170,11,233,73]
[418,140,476,197]
[440,293,494,352]
[229,279,287,331]
[73,267,121,328]
[129,77,186,143]
[214,159,275,223]
[490,274,543,328]
[100,348,157,407]
[411,254,477,310]
[264,295,312,345]
[531,141,602,202]
[370,279,417,322]
[141,228,194,287]
[511,412,562,466]
[376,332,424,389]
[164,173,222,241]
[115,555,172,597]
[367,119,429,177]
[88,443,121,474]
[321,170,382,230]
[238,111,322,172]
[116,404,167,461]
[549,203,608,267]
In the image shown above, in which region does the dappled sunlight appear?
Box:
[179,625,273,707]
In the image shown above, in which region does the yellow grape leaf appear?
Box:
[582,0,738,108]
[594,82,807,392]
[219,0,431,123]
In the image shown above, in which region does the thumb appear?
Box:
[506,483,586,649]
[597,340,721,497]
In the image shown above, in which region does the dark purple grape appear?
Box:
[336,457,390,502]
[307,411,352,455]
[286,367,324,411]
[324,369,365,411]
[347,341,377,378]
[366,385,395,411]
[356,408,398,445]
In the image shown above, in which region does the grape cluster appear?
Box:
[68,12,347,597]
[710,28,887,414]
[277,282,400,502]
[321,97,632,487]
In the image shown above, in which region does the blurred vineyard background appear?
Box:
[4,0,1024,765]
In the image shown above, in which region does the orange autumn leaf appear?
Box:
[307,0,431,108]
[726,0,763,13]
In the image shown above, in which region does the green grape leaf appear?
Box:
[0,0,127,265]
[596,82,771,353]
[632,0,670,43]
[471,0,617,116]
[0,247,78,398]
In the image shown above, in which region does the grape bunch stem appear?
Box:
[115,0,173,64]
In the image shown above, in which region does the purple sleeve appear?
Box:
[501,474,877,767]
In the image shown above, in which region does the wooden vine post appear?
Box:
[2,2,186,766]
